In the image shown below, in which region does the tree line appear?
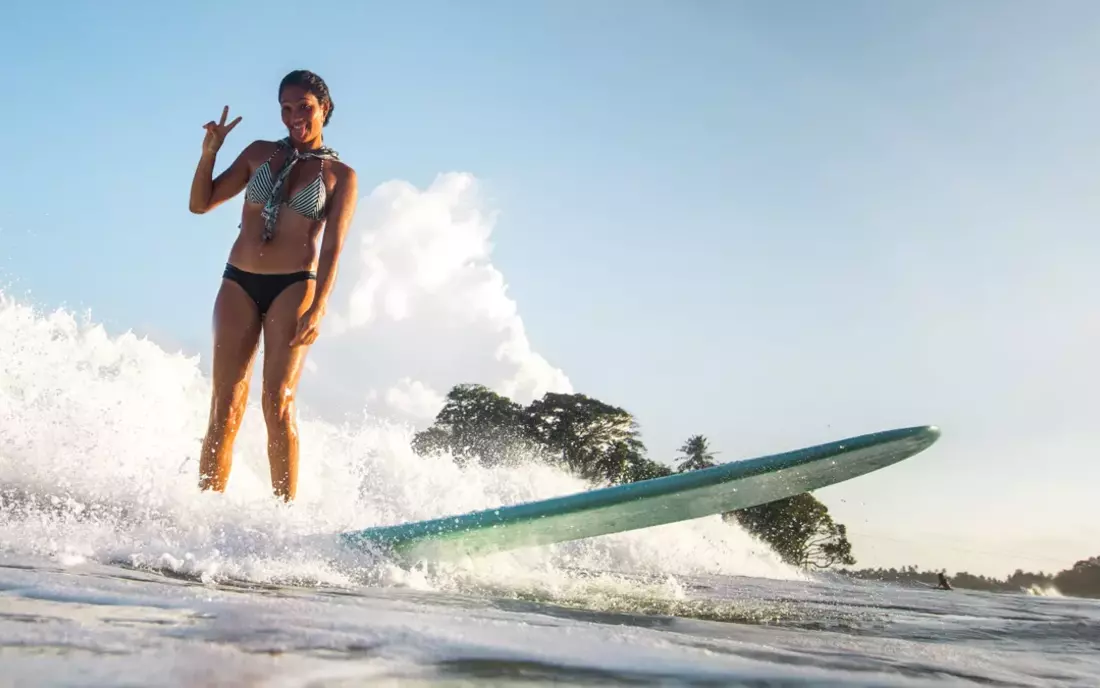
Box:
[841,559,1100,598]
[410,383,856,570]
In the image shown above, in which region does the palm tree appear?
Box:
[675,434,717,472]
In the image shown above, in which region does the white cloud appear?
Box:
[303,172,571,425]
[384,378,445,420]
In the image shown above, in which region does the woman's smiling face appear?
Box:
[280,84,327,145]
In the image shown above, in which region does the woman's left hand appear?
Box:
[290,308,323,347]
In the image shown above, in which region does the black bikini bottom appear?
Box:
[222,263,316,318]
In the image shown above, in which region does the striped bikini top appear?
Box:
[245,150,328,221]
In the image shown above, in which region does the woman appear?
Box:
[188,69,358,501]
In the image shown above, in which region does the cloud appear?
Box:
[384,377,445,420]
[302,172,571,425]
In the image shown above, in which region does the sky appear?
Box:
[1,0,1098,577]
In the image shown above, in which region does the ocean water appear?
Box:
[1,295,1097,686]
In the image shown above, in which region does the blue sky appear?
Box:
[2,1,1098,576]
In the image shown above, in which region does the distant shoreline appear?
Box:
[837,560,1098,599]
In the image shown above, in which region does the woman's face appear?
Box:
[280,85,327,144]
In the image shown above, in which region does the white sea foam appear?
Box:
[0,292,800,608]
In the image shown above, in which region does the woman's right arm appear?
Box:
[189,106,257,214]
[189,143,257,214]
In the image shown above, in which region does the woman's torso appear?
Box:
[227,141,340,274]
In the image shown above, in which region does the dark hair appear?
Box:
[279,69,334,126]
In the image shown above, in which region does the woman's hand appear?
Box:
[202,106,242,156]
[290,307,323,347]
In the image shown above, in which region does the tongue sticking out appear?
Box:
[292,123,307,139]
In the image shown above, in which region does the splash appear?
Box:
[0,292,801,609]
[1022,583,1064,597]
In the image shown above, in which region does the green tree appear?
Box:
[410,385,651,484]
[523,392,647,481]
[410,383,535,467]
[621,455,674,483]
[727,493,856,569]
[675,434,717,472]
[1054,556,1100,597]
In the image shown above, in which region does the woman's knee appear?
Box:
[209,382,249,429]
[262,386,297,428]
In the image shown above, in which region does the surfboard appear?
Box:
[341,424,940,562]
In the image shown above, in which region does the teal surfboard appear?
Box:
[341,425,940,562]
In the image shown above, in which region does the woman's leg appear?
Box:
[198,279,263,492]
[259,278,317,501]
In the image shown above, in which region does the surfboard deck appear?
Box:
[341,425,940,562]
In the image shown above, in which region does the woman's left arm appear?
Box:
[292,165,359,347]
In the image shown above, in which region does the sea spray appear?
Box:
[0,292,801,610]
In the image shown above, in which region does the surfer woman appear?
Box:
[188,69,359,502]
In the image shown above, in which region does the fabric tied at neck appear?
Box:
[260,137,340,242]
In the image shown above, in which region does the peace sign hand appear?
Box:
[202,106,242,156]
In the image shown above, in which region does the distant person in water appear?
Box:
[188,69,359,501]
[937,571,953,590]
